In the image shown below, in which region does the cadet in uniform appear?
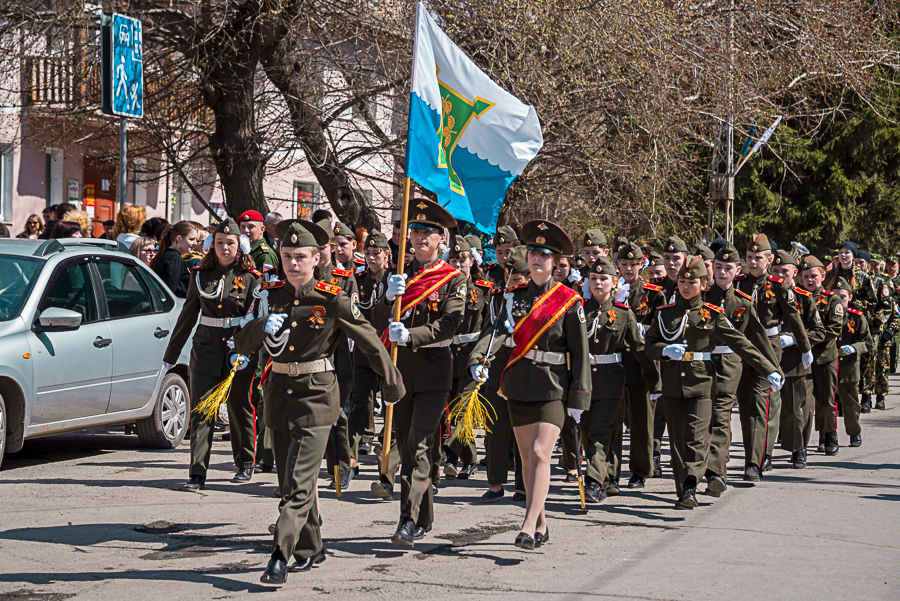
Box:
[833,277,873,447]
[237,220,404,585]
[374,199,466,547]
[163,219,262,491]
[860,254,898,411]
[645,256,782,509]
[485,225,520,285]
[580,229,610,276]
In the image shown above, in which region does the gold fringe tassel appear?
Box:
[192,358,240,422]
[448,383,497,445]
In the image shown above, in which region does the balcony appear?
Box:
[22,54,100,108]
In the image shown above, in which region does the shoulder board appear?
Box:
[353,257,366,265]
[735,289,752,300]
[507,283,529,293]
[315,281,341,295]
[644,283,663,292]
[614,302,631,310]
[484,263,499,271]
[848,308,863,316]
[733,273,748,281]
[249,269,262,277]
[332,268,352,277]
[260,280,285,290]
[475,279,494,289]
[822,289,835,296]
[704,302,724,313]
[659,302,676,309]
[651,277,667,285]
[354,270,367,278]
[794,287,812,297]
[768,275,784,284]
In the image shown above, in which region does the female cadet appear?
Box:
[470,220,590,550]
[163,219,262,491]
[236,220,404,585]
[580,256,658,502]
[645,256,783,509]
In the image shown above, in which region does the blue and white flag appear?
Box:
[405,3,543,234]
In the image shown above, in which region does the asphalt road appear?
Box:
[1,378,899,601]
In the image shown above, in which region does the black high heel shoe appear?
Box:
[535,526,549,547]
[514,531,535,550]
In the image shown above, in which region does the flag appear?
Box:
[405,2,543,234]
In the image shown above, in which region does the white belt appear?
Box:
[199,315,243,328]
[504,338,516,348]
[589,352,622,365]
[523,349,567,365]
[417,339,452,349]
[453,333,480,344]
[271,358,334,376]
[766,325,782,336]
[672,352,711,361]
[712,346,733,355]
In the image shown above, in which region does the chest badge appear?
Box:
[330,277,341,286]
[469,288,479,304]
[429,291,440,312]
[233,276,245,291]
[606,308,616,325]
[848,318,856,334]
[699,307,712,323]
[309,305,327,328]
[732,307,746,321]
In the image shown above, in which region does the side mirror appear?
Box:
[35,307,83,332]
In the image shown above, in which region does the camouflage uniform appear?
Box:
[860,273,898,403]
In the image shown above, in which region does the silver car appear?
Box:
[0,237,191,468]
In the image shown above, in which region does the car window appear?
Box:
[97,260,156,319]
[40,262,99,323]
[0,255,42,322]
[144,268,176,313]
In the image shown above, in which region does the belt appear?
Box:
[712,346,733,355]
[589,352,622,365]
[199,315,243,328]
[453,333,480,344]
[504,338,516,348]
[676,352,711,361]
[417,339,452,349]
[523,349,567,365]
[766,324,782,336]
[271,358,334,376]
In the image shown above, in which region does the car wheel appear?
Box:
[0,393,6,470]
[136,373,188,449]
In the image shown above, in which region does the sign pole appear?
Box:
[120,116,127,205]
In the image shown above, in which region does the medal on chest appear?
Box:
[308,305,327,329]
[428,291,440,312]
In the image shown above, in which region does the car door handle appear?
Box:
[154,328,170,339]
[93,337,112,348]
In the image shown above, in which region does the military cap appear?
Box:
[824,255,833,262]
[505,245,530,274]
[832,277,852,293]
[364,229,389,249]
[839,241,858,256]
[236,210,264,224]
[274,219,329,248]
[871,253,883,263]
[406,197,456,230]
[715,243,742,263]
[493,224,519,246]
[886,254,898,264]
[521,220,574,255]
[464,234,483,251]
[664,236,688,253]
[213,218,241,237]
[333,221,355,238]
[590,256,617,276]
[772,249,797,266]
[573,253,587,269]
[856,249,872,262]
[648,251,664,266]
[746,233,771,253]
[695,244,715,260]
[617,241,644,262]
[616,236,629,248]
[677,255,708,279]
[584,228,608,247]
[449,235,472,254]
[316,218,335,241]
[709,238,729,255]
[800,255,825,271]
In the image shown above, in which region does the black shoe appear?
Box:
[480,457,488,466]
[432,484,439,496]
[850,434,862,447]
[762,456,773,472]
[861,400,872,414]
[213,419,227,433]
[359,442,371,455]
[340,468,354,490]
[260,556,288,585]
[791,450,807,469]
[443,462,459,479]
[512,491,527,502]
[565,472,578,483]
[875,396,886,410]
[508,458,515,472]
[743,464,760,482]
[535,526,549,548]
[514,532,535,550]
[231,468,253,483]
[181,475,205,492]
[222,432,231,441]
[706,474,727,497]
[606,478,620,496]
[413,524,432,540]
[372,441,383,454]
[289,549,326,572]
[273,488,281,498]
[584,480,606,503]
[816,433,826,453]
[391,518,415,547]
[675,487,698,510]
[481,488,505,502]
[652,455,662,478]
[627,475,646,489]
[825,431,839,456]
[253,463,273,474]
[458,464,477,479]
[371,480,394,500]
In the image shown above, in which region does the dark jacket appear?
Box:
[153,247,191,298]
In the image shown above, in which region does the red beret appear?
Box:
[236,210,264,224]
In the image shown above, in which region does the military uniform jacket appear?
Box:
[735,273,812,353]
[163,263,261,378]
[374,257,466,392]
[485,263,506,286]
[467,288,513,391]
[321,262,359,297]
[453,278,492,378]
[249,238,278,273]
[584,297,659,400]
[808,287,843,364]
[645,295,779,399]
[622,279,665,385]
[235,278,404,429]
[353,267,389,367]
[838,308,874,383]
[470,279,591,409]
[867,273,899,333]
[781,286,821,377]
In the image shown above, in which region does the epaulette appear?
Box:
[332,268,352,277]
[249,269,262,277]
[651,277,667,285]
[614,302,631,310]
[822,289,835,296]
[354,269,367,278]
[261,280,285,290]
[353,256,366,265]
[507,283,529,293]
[659,302,676,309]
[768,275,785,284]
[848,308,863,316]
[704,302,724,313]
[484,262,499,271]
[315,281,341,295]
[475,279,494,289]
[644,283,663,292]
[733,273,748,281]
[794,287,812,297]
[735,289,752,300]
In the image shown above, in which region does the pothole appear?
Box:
[135,521,184,535]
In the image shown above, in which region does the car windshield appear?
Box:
[0,255,43,321]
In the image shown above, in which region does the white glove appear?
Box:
[614,282,630,304]
[228,352,250,370]
[162,361,174,371]
[388,321,410,344]
[385,398,400,406]
[567,407,584,423]
[386,273,408,301]
[802,350,814,369]
[355,265,366,275]
[840,345,856,356]
[767,372,784,392]
[650,393,662,401]
[662,344,687,360]
[226,339,235,350]
[471,364,489,383]
[567,269,582,284]
[581,279,591,300]
[265,313,287,335]
[780,334,796,348]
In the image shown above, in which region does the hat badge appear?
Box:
[667,245,674,251]
[751,245,758,251]
[291,233,298,244]
[498,236,505,244]
[334,227,340,235]
[627,251,633,258]
[416,213,426,220]
[416,202,428,209]
[537,222,548,231]
[536,236,546,244]
[454,244,460,251]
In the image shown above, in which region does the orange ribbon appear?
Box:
[233,276,245,290]
[848,319,856,334]
[469,288,478,304]
[700,307,711,322]
[607,309,617,324]
[764,282,775,299]
[733,307,746,320]
[309,305,326,325]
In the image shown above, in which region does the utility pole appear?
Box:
[707,0,735,243]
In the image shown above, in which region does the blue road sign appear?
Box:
[109,14,143,119]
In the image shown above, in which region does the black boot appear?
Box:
[706,474,727,497]
[875,395,886,410]
[260,553,288,585]
[371,479,394,500]
[861,394,872,413]
[181,475,205,492]
[675,487,698,510]
[762,455,773,472]
[289,548,326,572]
[652,454,662,477]
[743,464,760,482]
[825,431,839,456]
[584,479,606,503]
[391,517,416,547]
[850,434,862,447]
[606,477,620,496]
[816,433,826,453]
[791,450,807,469]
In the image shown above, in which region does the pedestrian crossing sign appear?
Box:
[101,13,144,119]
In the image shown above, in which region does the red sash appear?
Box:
[501,282,582,383]
[380,260,460,348]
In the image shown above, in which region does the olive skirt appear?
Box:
[507,398,565,429]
